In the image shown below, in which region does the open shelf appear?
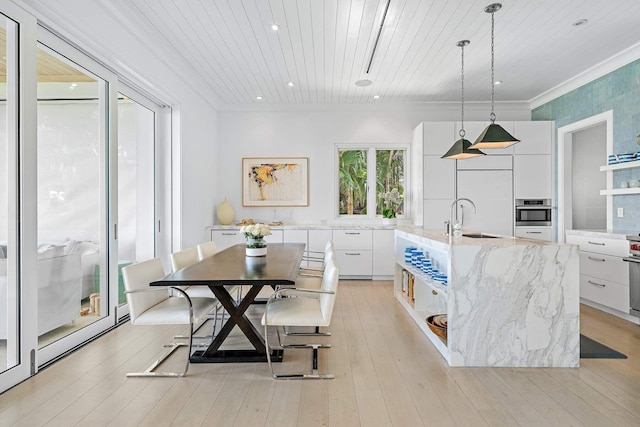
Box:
[600,159,640,171]
[398,260,449,298]
[600,188,640,196]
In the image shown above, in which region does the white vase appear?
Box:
[246,237,267,257]
[382,218,397,226]
[216,198,235,225]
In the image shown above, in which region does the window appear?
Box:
[337,145,408,220]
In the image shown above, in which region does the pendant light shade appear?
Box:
[469,3,519,150]
[442,40,485,160]
[442,137,485,159]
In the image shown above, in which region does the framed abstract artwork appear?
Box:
[242,157,309,206]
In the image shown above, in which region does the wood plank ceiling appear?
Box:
[15,0,640,106]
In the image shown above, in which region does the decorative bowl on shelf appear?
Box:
[426,314,447,341]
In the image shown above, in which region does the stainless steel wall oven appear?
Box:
[515,199,552,227]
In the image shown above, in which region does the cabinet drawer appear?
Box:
[332,230,372,249]
[515,227,552,241]
[580,274,629,313]
[210,229,245,250]
[335,250,372,276]
[579,251,628,286]
[565,234,628,257]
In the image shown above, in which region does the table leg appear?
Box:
[189,284,283,363]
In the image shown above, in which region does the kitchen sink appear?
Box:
[462,233,500,239]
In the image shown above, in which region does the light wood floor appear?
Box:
[1,280,640,426]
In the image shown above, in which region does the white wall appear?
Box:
[216,104,530,225]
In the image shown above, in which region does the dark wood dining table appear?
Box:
[151,242,305,363]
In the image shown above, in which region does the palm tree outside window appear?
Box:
[337,145,408,220]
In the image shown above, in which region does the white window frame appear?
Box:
[335,143,410,221]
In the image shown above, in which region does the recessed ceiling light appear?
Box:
[373,95,380,99]
[355,79,372,87]
[256,96,263,100]
[270,24,280,31]
[71,83,77,87]
[494,80,502,85]
[573,19,588,27]
[287,81,295,87]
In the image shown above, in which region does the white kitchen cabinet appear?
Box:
[372,229,395,278]
[566,232,630,315]
[333,229,373,277]
[457,169,513,236]
[514,154,552,199]
[284,229,308,267]
[422,121,456,155]
[265,229,284,244]
[423,199,453,230]
[515,227,552,241]
[423,155,455,199]
[456,154,512,170]
[514,121,553,154]
[308,229,333,269]
[210,229,245,250]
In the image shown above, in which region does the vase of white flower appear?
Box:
[240,223,272,256]
[380,188,402,226]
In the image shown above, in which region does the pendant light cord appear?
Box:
[490,10,496,123]
[460,42,466,138]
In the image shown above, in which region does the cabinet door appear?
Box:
[457,170,513,236]
[335,250,373,276]
[308,229,332,269]
[372,229,395,277]
[424,155,455,199]
[333,230,372,249]
[423,199,453,230]
[423,122,455,155]
[210,229,244,250]
[514,121,553,155]
[514,155,552,199]
[265,229,283,244]
[515,227,552,241]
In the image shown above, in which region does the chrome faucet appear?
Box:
[447,198,477,236]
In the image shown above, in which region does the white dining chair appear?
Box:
[299,240,334,277]
[262,261,339,379]
[122,258,217,377]
[196,241,241,303]
[196,241,218,259]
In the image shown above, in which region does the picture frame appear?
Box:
[242,157,309,206]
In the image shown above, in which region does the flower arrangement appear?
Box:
[240,223,272,247]
[380,188,401,219]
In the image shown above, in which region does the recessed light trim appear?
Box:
[287,81,295,87]
[355,79,372,87]
[494,80,502,85]
[373,95,380,99]
[256,96,263,100]
[270,24,280,31]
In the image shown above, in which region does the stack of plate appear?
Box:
[608,152,639,165]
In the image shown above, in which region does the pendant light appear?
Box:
[469,3,520,149]
[442,40,485,160]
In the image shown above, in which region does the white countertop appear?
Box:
[565,229,636,240]
[207,224,399,230]
[397,227,569,248]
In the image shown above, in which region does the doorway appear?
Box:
[557,110,613,242]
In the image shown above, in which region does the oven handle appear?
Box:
[515,206,552,210]
[623,257,640,263]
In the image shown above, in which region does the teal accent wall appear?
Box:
[532,58,640,232]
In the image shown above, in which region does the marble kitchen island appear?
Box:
[395,228,580,367]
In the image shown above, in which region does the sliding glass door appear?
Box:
[0,13,18,378]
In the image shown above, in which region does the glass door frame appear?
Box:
[0,2,37,391]
[114,83,170,321]
[34,28,120,368]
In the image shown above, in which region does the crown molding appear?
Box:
[529,42,640,110]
